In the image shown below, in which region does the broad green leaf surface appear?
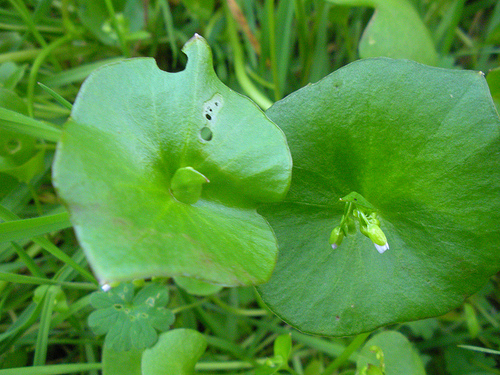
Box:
[173,276,223,296]
[258,58,500,336]
[53,35,291,286]
[326,0,438,65]
[141,329,207,375]
[356,331,426,375]
[0,211,71,243]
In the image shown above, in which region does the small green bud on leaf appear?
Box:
[170,167,209,204]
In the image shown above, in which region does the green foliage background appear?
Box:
[0,0,500,374]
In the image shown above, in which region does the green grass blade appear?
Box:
[0,272,96,290]
[0,107,61,142]
[11,241,45,277]
[40,57,125,88]
[0,205,96,284]
[27,33,74,116]
[37,83,73,110]
[158,0,178,65]
[33,286,57,365]
[224,3,273,109]
[0,363,102,375]
[457,344,500,356]
[0,211,71,243]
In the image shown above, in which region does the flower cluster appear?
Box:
[329,192,389,254]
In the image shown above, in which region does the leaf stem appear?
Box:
[210,295,268,316]
[104,0,130,57]
[224,1,273,110]
[321,332,370,375]
[0,363,102,375]
[27,33,74,117]
[33,286,58,365]
[265,0,280,101]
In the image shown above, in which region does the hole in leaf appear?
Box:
[113,304,123,310]
[205,113,212,120]
[200,127,213,141]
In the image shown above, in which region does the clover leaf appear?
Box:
[88,283,175,351]
[53,34,291,287]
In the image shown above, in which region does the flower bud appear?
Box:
[366,224,388,246]
[329,226,344,249]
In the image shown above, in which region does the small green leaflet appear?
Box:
[88,283,175,351]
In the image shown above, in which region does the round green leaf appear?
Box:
[326,0,437,65]
[141,329,207,375]
[53,35,291,287]
[356,331,426,375]
[258,58,500,336]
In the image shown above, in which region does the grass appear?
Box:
[0,0,499,374]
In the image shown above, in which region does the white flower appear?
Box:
[101,283,112,292]
[374,242,389,254]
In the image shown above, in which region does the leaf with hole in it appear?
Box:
[326,0,437,65]
[258,58,500,336]
[53,34,291,286]
[88,283,175,351]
